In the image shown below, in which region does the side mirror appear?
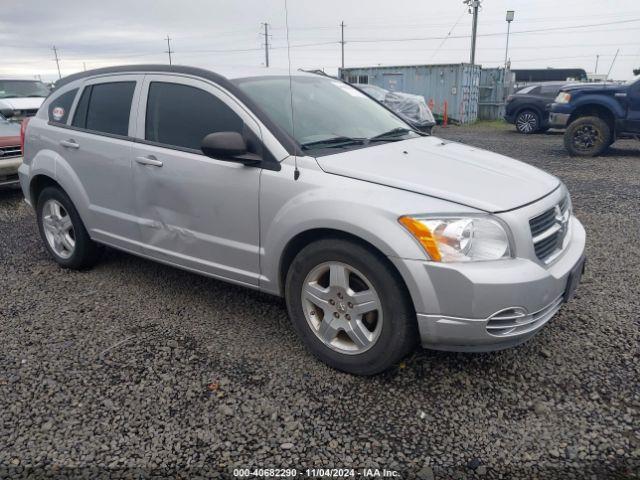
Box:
[201,131,261,166]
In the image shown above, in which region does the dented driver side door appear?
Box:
[131,74,261,286]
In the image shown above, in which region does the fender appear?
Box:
[569,94,626,119]
[515,104,544,120]
[258,159,483,296]
[28,148,92,226]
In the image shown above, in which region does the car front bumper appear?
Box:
[0,157,22,186]
[392,215,586,352]
[548,112,570,129]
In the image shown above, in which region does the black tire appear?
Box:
[285,238,418,375]
[36,186,102,269]
[515,110,540,134]
[564,116,612,157]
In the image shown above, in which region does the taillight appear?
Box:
[20,117,30,155]
[506,95,514,103]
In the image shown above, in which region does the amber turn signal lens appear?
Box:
[398,216,442,262]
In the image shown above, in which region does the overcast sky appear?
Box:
[1,0,639,81]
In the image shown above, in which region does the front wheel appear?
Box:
[564,116,612,157]
[285,238,418,375]
[515,110,540,134]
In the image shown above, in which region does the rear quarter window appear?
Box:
[48,89,78,124]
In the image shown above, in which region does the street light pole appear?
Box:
[504,10,514,69]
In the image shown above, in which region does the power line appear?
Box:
[269,10,640,31]
[346,18,640,44]
[429,10,466,62]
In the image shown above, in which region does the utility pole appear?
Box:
[165,35,174,65]
[83,62,87,72]
[52,46,61,79]
[594,54,600,74]
[340,21,346,71]
[464,0,481,66]
[261,23,270,67]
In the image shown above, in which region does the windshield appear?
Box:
[627,75,640,86]
[0,80,50,99]
[235,75,416,150]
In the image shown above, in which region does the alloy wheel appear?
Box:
[301,261,382,355]
[42,199,75,259]
[572,124,601,151]
[516,112,538,133]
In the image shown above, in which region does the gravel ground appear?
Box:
[1,124,638,479]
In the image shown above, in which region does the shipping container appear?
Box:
[478,67,515,121]
[340,63,481,124]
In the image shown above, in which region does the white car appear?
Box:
[0,78,50,122]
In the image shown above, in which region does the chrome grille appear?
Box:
[0,145,21,159]
[530,196,570,263]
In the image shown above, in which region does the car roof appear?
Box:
[518,81,567,88]
[53,64,317,90]
[53,64,314,157]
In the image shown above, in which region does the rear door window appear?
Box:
[540,85,561,97]
[516,85,539,95]
[72,81,135,136]
[48,89,77,124]
[144,81,243,150]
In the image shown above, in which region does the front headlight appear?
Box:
[399,216,512,262]
[555,92,571,104]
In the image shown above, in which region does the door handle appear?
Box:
[60,139,80,149]
[135,156,163,167]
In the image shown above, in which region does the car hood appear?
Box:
[561,83,626,94]
[0,120,20,139]
[315,136,560,213]
[0,97,45,110]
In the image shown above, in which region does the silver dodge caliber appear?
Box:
[19,65,586,375]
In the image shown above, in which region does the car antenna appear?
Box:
[284,0,300,180]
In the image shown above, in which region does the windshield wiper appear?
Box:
[369,127,421,142]
[301,136,366,150]
[27,94,46,97]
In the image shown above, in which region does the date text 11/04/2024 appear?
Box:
[233,468,400,477]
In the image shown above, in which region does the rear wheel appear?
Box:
[285,239,417,375]
[564,116,611,157]
[36,186,102,269]
[515,110,540,134]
